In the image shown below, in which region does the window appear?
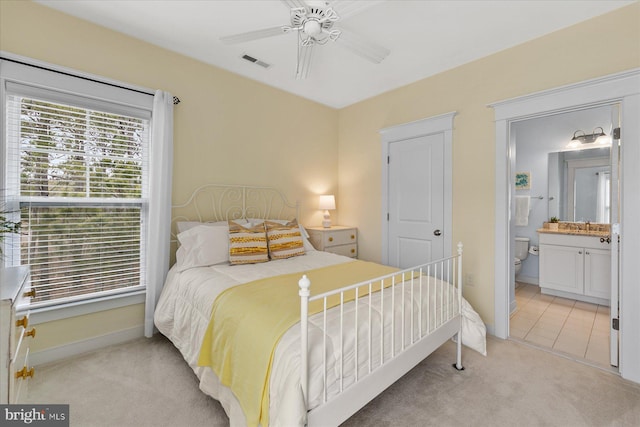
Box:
[2,59,153,309]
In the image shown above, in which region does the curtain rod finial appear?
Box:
[172,96,181,105]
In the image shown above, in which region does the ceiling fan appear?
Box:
[220,0,390,79]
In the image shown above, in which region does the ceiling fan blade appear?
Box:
[296,43,315,80]
[281,0,308,10]
[329,0,385,20]
[220,26,287,44]
[334,28,390,63]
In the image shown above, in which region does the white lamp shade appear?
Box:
[318,195,336,210]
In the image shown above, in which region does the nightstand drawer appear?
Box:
[326,243,358,258]
[322,228,357,247]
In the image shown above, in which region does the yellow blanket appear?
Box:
[197,260,403,427]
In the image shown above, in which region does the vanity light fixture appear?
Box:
[571,127,606,144]
[318,195,336,228]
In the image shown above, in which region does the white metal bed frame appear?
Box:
[170,184,299,255]
[168,184,464,426]
[299,246,464,426]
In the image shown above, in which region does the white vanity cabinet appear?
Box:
[539,232,611,305]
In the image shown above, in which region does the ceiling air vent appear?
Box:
[241,54,271,69]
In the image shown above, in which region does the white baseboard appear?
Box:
[515,275,539,285]
[30,326,144,366]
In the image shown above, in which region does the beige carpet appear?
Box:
[26,335,640,426]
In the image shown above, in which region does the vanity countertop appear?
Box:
[536,228,609,237]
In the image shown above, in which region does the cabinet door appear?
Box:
[584,248,611,300]
[540,244,584,294]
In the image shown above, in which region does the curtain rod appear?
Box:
[1,56,180,105]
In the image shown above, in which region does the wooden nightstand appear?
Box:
[306,226,358,258]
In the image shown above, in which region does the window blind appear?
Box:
[22,206,144,307]
[5,92,149,308]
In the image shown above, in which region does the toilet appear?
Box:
[514,237,530,275]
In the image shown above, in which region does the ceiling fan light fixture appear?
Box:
[221,1,389,79]
[303,20,322,37]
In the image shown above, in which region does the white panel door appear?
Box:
[609,105,621,367]
[388,133,444,269]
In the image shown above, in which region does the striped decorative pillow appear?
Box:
[265,219,306,260]
[228,220,269,265]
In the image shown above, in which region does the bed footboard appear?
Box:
[299,243,464,426]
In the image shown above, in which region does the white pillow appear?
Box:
[175,224,230,271]
[298,225,316,252]
[176,219,245,234]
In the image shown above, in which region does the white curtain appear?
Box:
[145,90,174,337]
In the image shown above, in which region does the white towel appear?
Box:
[515,196,530,227]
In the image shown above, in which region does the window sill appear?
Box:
[21,290,146,325]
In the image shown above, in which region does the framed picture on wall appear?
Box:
[515,172,531,190]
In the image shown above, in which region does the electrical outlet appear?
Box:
[465,273,475,287]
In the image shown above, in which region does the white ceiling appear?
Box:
[35,0,633,109]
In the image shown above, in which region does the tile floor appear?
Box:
[510,282,611,368]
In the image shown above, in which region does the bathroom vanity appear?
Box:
[538,229,611,306]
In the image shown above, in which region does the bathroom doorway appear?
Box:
[507,106,616,369]
[491,69,640,383]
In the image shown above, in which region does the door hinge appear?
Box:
[612,318,619,331]
[387,213,390,221]
[613,127,621,140]
[387,155,390,164]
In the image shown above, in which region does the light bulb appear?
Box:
[304,20,322,37]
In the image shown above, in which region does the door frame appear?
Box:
[490,68,640,383]
[379,112,456,265]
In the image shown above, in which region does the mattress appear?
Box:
[154,251,486,426]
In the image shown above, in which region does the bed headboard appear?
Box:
[170,184,299,242]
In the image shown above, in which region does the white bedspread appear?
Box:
[154,251,486,426]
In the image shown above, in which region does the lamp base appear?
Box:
[322,211,331,228]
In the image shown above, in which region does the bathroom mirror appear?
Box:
[548,147,611,222]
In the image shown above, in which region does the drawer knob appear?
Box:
[350,234,355,240]
[328,237,333,242]
[15,366,35,379]
[351,249,355,254]
[23,289,36,298]
[26,327,36,338]
[16,316,28,328]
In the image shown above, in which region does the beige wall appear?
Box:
[338,2,640,326]
[0,1,339,223]
[28,305,144,353]
[0,1,338,352]
[1,1,638,352]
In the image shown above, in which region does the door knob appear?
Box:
[433,229,442,236]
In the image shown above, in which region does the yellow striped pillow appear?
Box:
[265,219,306,260]
[228,220,269,265]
